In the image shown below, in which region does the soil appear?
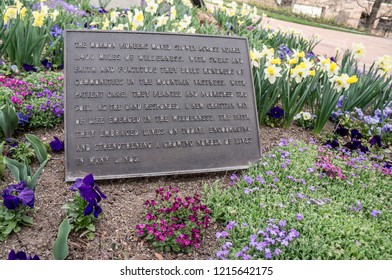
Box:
[0,123,314,260]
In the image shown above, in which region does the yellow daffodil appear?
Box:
[20,7,27,18]
[264,65,282,84]
[32,11,45,27]
[288,58,298,65]
[347,75,358,84]
[293,50,305,58]
[267,57,282,66]
[309,70,316,76]
[102,16,110,30]
[4,7,17,24]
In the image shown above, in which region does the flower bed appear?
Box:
[0,0,391,260]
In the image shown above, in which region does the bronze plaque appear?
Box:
[64,30,260,181]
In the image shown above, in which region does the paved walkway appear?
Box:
[263,17,392,67]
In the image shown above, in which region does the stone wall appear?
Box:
[294,0,392,31]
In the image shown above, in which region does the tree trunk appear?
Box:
[191,0,205,8]
[365,0,383,30]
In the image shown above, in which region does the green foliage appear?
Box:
[0,98,18,139]
[17,72,64,128]
[205,141,392,259]
[8,140,36,164]
[1,10,50,68]
[53,218,71,260]
[63,193,97,240]
[0,205,33,242]
[25,134,48,164]
[0,141,4,179]
[4,155,49,190]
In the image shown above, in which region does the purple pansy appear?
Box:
[8,250,39,260]
[49,136,64,152]
[2,182,34,210]
[268,106,284,119]
[70,174,106,218]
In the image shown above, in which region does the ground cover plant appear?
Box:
[206,140,392,259]
[0,0,391,260]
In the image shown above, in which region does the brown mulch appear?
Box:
[0,124,314,260]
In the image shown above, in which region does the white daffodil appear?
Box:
[326,62,340,77]
[145,2,158,15]
[112,23,125,30]
[132,9,144,30]
[110,11,120,23]
[170,6,177,20]
[290,63,310,83]
[351,43,366,59]
[264,65,282,84]
[249,48,262,68]
[156,15,169,28]
[330,74,350,92]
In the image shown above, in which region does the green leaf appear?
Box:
[29,158,49,190]
[22,215,33,226]
[0,102,18,138]
[4,157,26,182]
[86,224,96,232]
[4,220,17,235]
[53,218,71,260]
[25,134,48,164]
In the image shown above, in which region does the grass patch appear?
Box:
[205,140,392,259]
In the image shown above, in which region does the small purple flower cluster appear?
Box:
[247,219,300,260]
[32,0,86,16]
[136,187,211,252]
[278,45,293,60]
[2,182,34,210]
